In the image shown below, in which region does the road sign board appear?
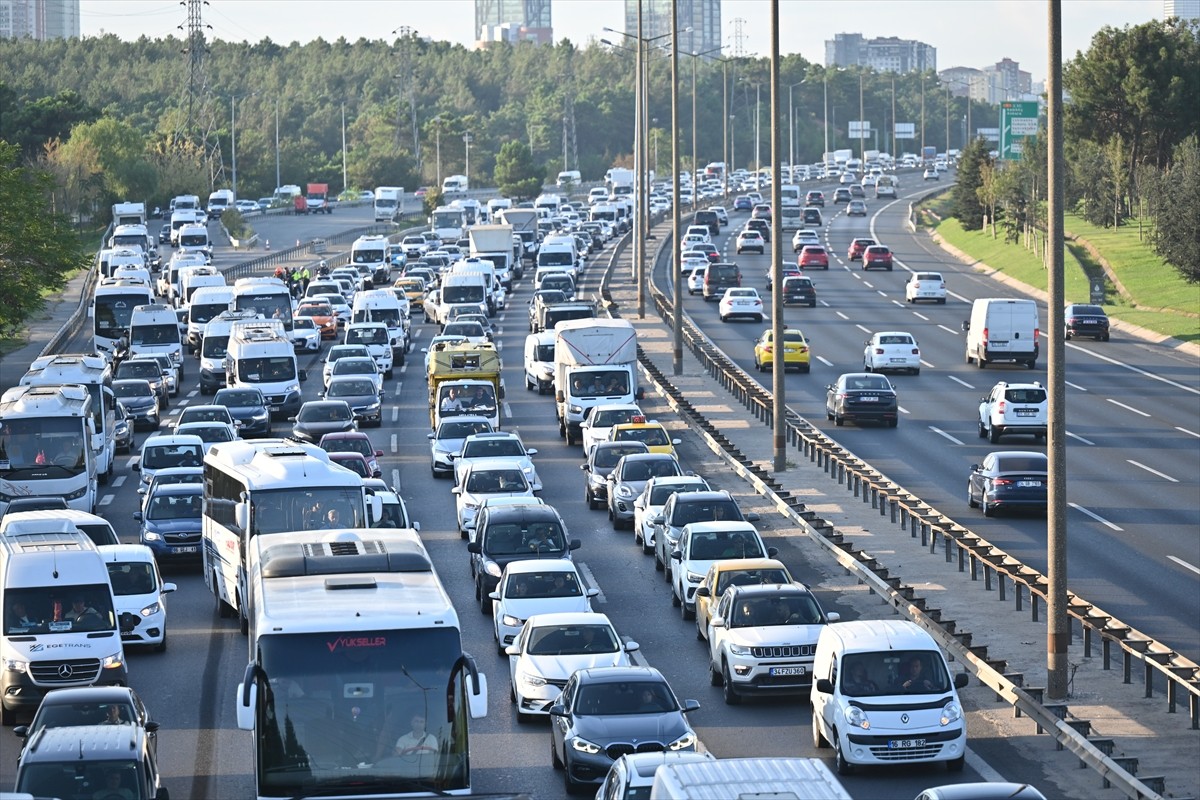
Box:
[894,122,915,140]
[1000,101,1039,161]
[978,127,1000,142]
[849,121,872,137]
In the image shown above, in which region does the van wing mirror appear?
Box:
[815,678,834,694]
[954,672,970,689]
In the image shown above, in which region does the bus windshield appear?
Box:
[94,293,149,335]
[431,211,463,230]
[0,417,88,476]
[255,628,471,795]
[130,324,178,346]
[237,357,297,384]
[235,293,294,331]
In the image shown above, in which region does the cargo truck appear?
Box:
[111,202,146,228]
[553,318,642,446]
[298,183,331,215]
[468,224,515,288]
[373,186,403,222]
[498,208,539,272]
[427,341,503,430]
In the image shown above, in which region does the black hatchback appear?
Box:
[468,505,581,613]
[1064,303,1110,341]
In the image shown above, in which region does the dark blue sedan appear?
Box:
[968,451,1048,517]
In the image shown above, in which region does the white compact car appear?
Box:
[506,611,638,721]
[905,271,947,304]
[452,431,541,491]
[579,403,644,455]
[291,316,322,352]
[633,475,710,554]
[452,458,535,533]
[489,559,597,653]
[100,544,177,651]
[718,288,764,323]
[863,331,922,375]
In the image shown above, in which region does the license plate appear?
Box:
[1017,480,1042,488]
[1016,410,1036,416]
[859,396,879,402]
[769,666,807,676]
[889,358,906,363]
[174,545,199,554]
[889,738,926,749]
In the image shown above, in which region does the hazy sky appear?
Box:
[81,0,1161,81]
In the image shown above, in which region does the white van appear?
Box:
[523,331,556,394]
[650,757,850,800]
[128,304,183,378]
[133,433,205,491]
[0,510,119,548]
[810,619,969,775]
[1,531,128,724]
[351,289,410,361]
[207,188,235,219]
[441,174,469,195]
[177,223,212,263]
[224,322,306,418]
[962,298,1040,369]
[186,285,235,353]
[344,321,394,379]
[556,170,581,188]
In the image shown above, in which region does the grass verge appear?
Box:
[1064,213,1198,311]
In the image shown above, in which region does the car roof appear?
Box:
[503,558,578,576]
[148,482,202,496]
[98,543,159,564]
[21,723,149,763]
[726,582,812,600]
[709,557,791,574]
[525,610,611,628]
[483,504,561,523]
[142,433,204,447]
[671,490,735,504]
[33,685,140,707]
[320,431,370,441]
[682,520,758,534]
[576,665,663,684]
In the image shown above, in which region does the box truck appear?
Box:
[554,318,642,446]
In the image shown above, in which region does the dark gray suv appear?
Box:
[652,490,759,579]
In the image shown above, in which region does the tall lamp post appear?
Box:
[222,91,258,198]
[463,130,473,184]
[683,46,723,185]
[787,79,807,172]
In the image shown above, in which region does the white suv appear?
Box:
[344,322,394,379]
[668,521,775,621]
[978,381,1048,443]
[707,583,838,705]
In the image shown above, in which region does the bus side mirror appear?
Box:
[235,680,256,731]
[235,502,249,532]
[467,672,488,719]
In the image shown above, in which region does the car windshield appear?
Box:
[114,381,152,399]
[180,409,228,424]
[504,570,581,599]
[465,469,528,494]
[671,499,743,526]
[614,427,669,447]
[463,438,524,458]
[483,521,564,555]
[649,483,704,505]
[336,360,376,376]
[333,456,370,478]
[575,680,676,715]
[715,568,790,595]
[731,593,821,627]
[107,562,158,596]
[620,458,679,482]
[147,491,202,520]
[438,420,493,439]
[593,445,644,469]
[300,404,351,423]
[1071,305,1104,315]
[840,650,951,697]
[180,424,231,443]
[526,624,618,656]
[688,530,764,559]
[216,390,262,406]
[31,699,138,731]
[328,379,377,397]
[1005,388,1047,403]
[323,438,372,457]
[142,444,202,469]
[878,335,913,345]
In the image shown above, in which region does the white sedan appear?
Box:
[905,271,947,304]
[718,288,764,323]
[863,331,922,375]
[291,316,322,352]
[686,266,705,296]
[452,458,535,533]
[506,611,639,721]
[452,431,541,491]
[489,560,598,654]
[580,403,644,454]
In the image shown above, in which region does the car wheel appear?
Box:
[1064,330,1072,341]
[983,500,996,518]
[671,585,681,607]
[709,659,722,686]
[213,574,233,619]
[834,733,854,775]
[834,414,844,426]
[809,300,817,308]
[720,315,727,322]
[696,618,705,641]
[722,661,742,705]
[812,713,829,748]
[1102,333,1110,342]
[642,536,654,556]
[755,315,763,323]
[968,482,979,508]
[977,355,988,369]
[978,421,988,439]
[654,547,664,571]
[611,513,621,532]
[989,426,1002,444]
[155,627,168,653]
[888,417,898,428]
[863,362,873,373]
[938,297,946,304]
[681,598,694,621]
[550,738,563,770]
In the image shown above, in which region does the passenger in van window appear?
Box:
[843,662,878,695]
[894,656,935,692]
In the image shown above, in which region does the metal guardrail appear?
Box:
[602,213,1191,799]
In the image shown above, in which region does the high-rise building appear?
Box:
[825,33,936,73]
[940,58,1034,105]
[625,0,723,59]
[0,0,79,40]
[1164,0,1200,20]
[474,0,552,46]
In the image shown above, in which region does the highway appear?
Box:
[2,195,1191,798]
[658,175,1200,662]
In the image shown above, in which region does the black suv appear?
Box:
[702,263,743,302]
[467,505,581,614]
[693,209,720,236]
[14,723,169,799]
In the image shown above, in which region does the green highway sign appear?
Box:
[1000,101,1039,161]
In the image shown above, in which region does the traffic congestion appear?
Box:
[2,156,1183,799]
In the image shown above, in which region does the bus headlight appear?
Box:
[3,657,28,673]
[101,653,124,670]
[64,485,90,501]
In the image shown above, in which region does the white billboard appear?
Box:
[894,122,916,139]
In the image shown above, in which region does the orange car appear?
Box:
[296,301,338,339]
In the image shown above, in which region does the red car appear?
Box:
[798,245,829,271]
[847,238,875,261]
[863,245,894,271]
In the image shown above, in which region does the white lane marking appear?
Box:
[1069,502,1123,531]
[112,476,126,488]
[819,299,832,307]
[965,748,1008,785]
[391,407,399,423]
[1127,460,1178,483]
[390,434,398,453]
[1067,341,1200,395]
[937,324,961,336]
[855,324,872,334]
[399,363,408,374]
[391,468,401,490]
[1065,381,1087,392]
[920,359,935,368]
[898,405,910,414]
[929,426,963,445]
[1066,431,1095,446]
[893,300,906,308]
[835,311,849,320]
[1168,555,1200,576]
[862,281,874,289]
[816,356,834,367]
[949,291,971,303]
[1106,398,1151,417]
[913,312,930,321]
[877,290,888,298]
[503,402,513,419]
[126,457,138,468]
[498,314,506,322]
[186,390,198,398]
[98,495,115,506]
[1175,426,1200,439]
[948,375,974,389]
[576,561,607,605]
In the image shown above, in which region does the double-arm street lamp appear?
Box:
[680,46,724,185]
[787,79,807,171]
[220,91,259,199]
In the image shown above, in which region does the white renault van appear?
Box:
[962,298,1040,369]
[810,619,969,775]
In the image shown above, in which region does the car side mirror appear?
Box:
[488,591,500,601]
[815,678,834,694]
[427,433,435,439]
[569,539,581,551]
[650,514,665,525]
[970,464,980,472]
[955,673,970,689]
[375,449,384,457]
[826,612,840,622]
[13,725,29,739]
[710,615,725,628]
[548,703,566,717]
[298,369,308,382]
[131,461,140,471]
[586,588,600,598]
[671,549,682,561]
[695,586,710,598]
[450,487,461,495]
[526,448,538,456]
[682,699,701,713]
[961,321,970,331]
[133,511,143,522]
[467,542,481,554]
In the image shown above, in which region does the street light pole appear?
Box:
[230,95,238,198]
[769,0,785,473]
[463,131,472,185]
[822,72,830,161]
[920,74,926,157]
[859,72,865,164]
[671,0,683,374]
[754,82,761,189]
[274,100,280,192]
[341,103,347,193]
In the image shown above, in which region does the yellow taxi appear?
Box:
[393,277,427,307]
[753,328,811,373]
[694,557,795,642]
[608,416,680,457]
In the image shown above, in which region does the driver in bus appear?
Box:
[320,508,343,529]
[393,713,439,759]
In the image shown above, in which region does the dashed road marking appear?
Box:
[1069,502,1122,531]
[937,324,960,336]
[929,426,963,445]
[1127,459,1177,482]
[1066,431,1095,446]
[1107,398,1151,417]
[948,375,974,389]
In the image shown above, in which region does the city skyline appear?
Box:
[75,0,1160,82]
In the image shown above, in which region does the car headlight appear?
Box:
[463,501,479,511]
[251,410,268,421]
[501,614,523,628]
[142,531,163,542]
[101,652,124,670]
[667,731,697,751]
[140,602,161,617]
[519,671,546,689]
[616,485,633,498]
[522,466,535,476]
[286,383,301,395]
[941,701,962,726]
[844,704,871,730]
[686,571,704,584]
[571,737,603,755]
[484,561,502,578]
[568,404,583,414]
[364,401,381,412]
[727,642,752,656]
[3,657,28,673]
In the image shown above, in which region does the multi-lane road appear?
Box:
[1,186,1193,798]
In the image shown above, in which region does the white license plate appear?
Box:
[1017,480,1042,488]
[859,396,879,402]
[1016,410,1037,416]
[889,358,906,363]
[769,666,807,676]
[174,545,199,554]
[889,738,926,749]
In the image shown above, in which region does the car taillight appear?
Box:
[992,478,1013,486]
[875,348,885,354]
[997,400,1006,413]
[912,348,920,355]
[1067,317,1077,325]
[1035,328,1040,344]
[763,345,773,353]
[982,327,989,346]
